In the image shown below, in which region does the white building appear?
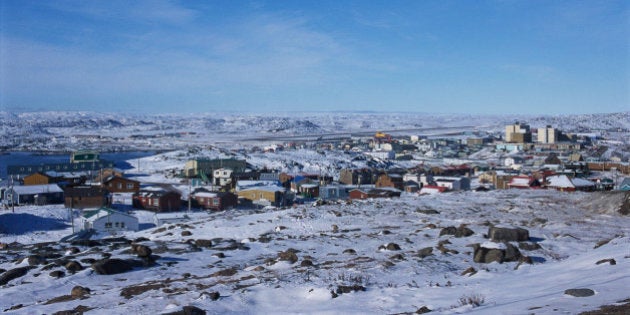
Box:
[213,168,233,187]
[81,207,139,233]
[538,125,557,144]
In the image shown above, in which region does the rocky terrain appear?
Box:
[1,190,628,314]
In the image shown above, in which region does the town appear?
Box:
[2,116,628,236]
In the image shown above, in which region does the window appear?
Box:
[117,183,122,189]
[126,183,134,189]
[121,222,125,228]
[105,222,112,228]
[115,222,119,228]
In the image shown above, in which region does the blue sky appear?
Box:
[1,0,628,114]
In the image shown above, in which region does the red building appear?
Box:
[133,187,182,212]
[192,191,238,211]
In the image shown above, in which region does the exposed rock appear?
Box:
[80,258,96,265]
[335,285,366,295]
[194,239,213,248]
[134,237,150,242]
[70,239,102,247]
[596,258,616,265]
[91,259,134,275]
[331,224,339,233]
[210,268,237,277]
[65,261,84,273]
[181,231,193,237]
[343,249,357,255]
[461,267,477,276]
[417,247,434,258]
[488,227,529,242]
[379,243,401,251]
[27,255,47,266]
[131,244,152,258]
[416,209,440,215]
[0,266,33,285]
[66,247,80,254]
[278,250,298,264]
[52,305,95,314]
[120,283,165,299]
[300,259,314,267]
[416,306,432,313]
[565,288,595,297]
[49,270,65,278]
[472,243,522,264]
[163,305,207,315]
[439,225,474,238]
[518,242,541,251]
[70,285,91,298]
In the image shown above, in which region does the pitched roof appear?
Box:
[82,207,137,221]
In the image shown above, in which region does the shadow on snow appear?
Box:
[0,213,69,235]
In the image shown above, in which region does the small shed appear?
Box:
[81,207,139,233]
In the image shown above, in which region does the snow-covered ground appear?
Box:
[1,189,628,314]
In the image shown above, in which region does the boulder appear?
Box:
[131,244,152,258]
[417,247,434,258]
[439,225,474,238]
[194,239,213,248]
[472,243,522,264]
[0,266,33,285]
[181,231,192,237]
[49,270,65,278]
[277,250,298,264]
[65,261,84,273]
[163,305,207,315]
[564,288,595,297]
[91,259,134,275]
[488,227,529,242]
[70,286,91,298]
[26,255,47,266]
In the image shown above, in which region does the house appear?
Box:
[183,159,247,177]
[236,180,282,192]
[546,175,595,192]
[504,156,525,168]
[404,181,420,193]
[319,184,349,200]
[103,176,140,193]
[507,175,541,189]
[433,176,471,191]
[237,186,291,207]
[339,169,375,185]
[213,168,234,187]
[133,186,182,212]
[23,172,57,186]
[375,173,404,191]
[419,185,448,194]
[191,191,238,211]
[298,183,319,198]
[2,184,64,206]
[348,188,370,200]
[618,178,630,191]
[81,207,139,233]
[64,186,111,209]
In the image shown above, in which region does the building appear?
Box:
[71,150,100,164]
[546,175,596,192]
[23,172,57,186]
[191,191,238,211]
[103,176,140,193]
[2,184,64,206]
[319,184,349,200]
[81,207,139,233]
[507,175,541,189]
[433,176,471,191]
[538,125,557,144]
[375,173,405,191]
[339,169,375,186]
[505,122,532,143]
[133,187,182,212]
[64,186,111,209]
[183,159,247,178]
[237,186,290,207]
[212,168,234,187]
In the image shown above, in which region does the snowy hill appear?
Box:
[1,190,628,314]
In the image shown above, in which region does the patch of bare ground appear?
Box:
[579,298,630,315]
